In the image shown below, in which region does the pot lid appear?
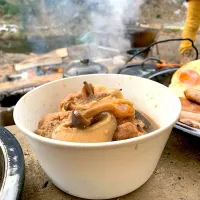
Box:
[63,59,108,76]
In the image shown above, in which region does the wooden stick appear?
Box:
[14,48,68,71]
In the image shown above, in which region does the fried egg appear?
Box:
[169,60,200,97]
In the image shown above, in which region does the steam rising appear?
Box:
[23,0,144,54]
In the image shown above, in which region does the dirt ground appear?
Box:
[1,0,187,26]
[140,0,187,24]
[7,125,200,200]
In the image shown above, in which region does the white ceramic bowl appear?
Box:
[14,74,181,199]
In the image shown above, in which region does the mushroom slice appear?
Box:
[65,93,109,111]
[83,81,94,97]
[52,112,117,143]
[59,82,124,112]
[83,98,135,119]
[62,97,134,129]
[72,110,91,129]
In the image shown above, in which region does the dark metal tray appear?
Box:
[0,127,25,200]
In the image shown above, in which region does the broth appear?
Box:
[136,110,159,133]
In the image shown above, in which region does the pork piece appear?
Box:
[52,112,117,143]
[180,111,200,123]
[179,97,200,113]
[117,117,134,125]
[113,122,139,141]
[93,85,123,99]
[35,111,71,138]
[113,120,146,141]
[59,82,123,111]
[117,117,145,126]
[179,118,200,129]
[184,88,200,105]
[133,119,145,129]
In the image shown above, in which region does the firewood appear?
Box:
[0,73,62,94]
[14,48,68,71]
[14,57,62,71]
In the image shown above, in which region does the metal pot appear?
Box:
[62,58,108,78]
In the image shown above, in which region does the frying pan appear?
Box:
[145,68,200,138]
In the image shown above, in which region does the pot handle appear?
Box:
[140,57,163,71]
[126,38,199,64]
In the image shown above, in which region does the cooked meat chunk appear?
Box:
[35,82,154,142]
[180,111,200,123]
[35,111,71,138]
[52,112,117,143]
[113,122,139,141]
[93,85,123,99]
[133,119,145,128]
[179,118,200,129]
[184,88,200,105]
[179,97,200,113]
[117,117,134,125]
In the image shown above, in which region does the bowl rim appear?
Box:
[14,74,181,149]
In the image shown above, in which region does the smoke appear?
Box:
[90,0,142,30]
[88,0,144,51]
[22,0,144,54]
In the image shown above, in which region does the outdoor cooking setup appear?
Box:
[2,0,200,199]
[0,31,199,128]
[0,28,200,200]
[0,17,198,127]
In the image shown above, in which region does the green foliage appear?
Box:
[0,0,6,6]
[8,4,20,15]
[156,14,161,19]
[1,1,21,15]
[2,4,8,14]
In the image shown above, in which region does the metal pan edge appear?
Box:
[145,68,200,137]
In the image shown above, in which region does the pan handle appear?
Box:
[126,38,199,64]
[140,57,163,71]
